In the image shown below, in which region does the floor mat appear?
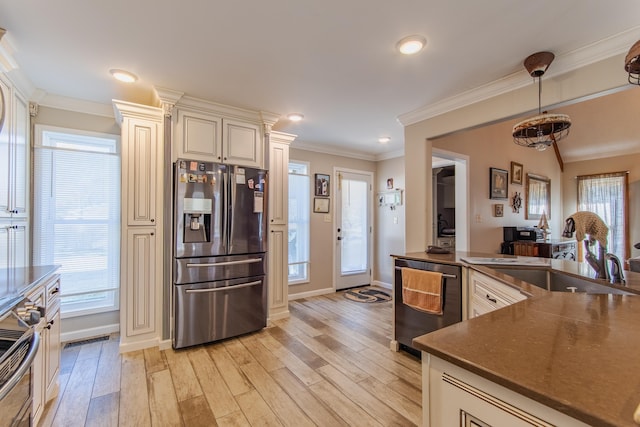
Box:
[344,287,391,303]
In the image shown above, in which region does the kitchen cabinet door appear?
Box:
[125,117,159,226]
[268,225,289,319]
[268,139,289,225]
[125,227,157,338]
[223,118,263,168]
[175,108,223,162]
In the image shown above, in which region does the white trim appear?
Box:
[398,26,640,126]
[375,149,404,161]
[289,287,335,300]
[118,337,162,354]
[372,280,392,290]
[60,323,119,344]
[267,310,291,321]
[38,93,115,118]
[158,339,173,351]
[293,140,377,161]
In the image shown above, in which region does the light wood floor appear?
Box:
[39,288,422,427]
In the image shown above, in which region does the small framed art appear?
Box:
[490,167,508,199]
[313,197,330,213]
[494,204,504,217]
[315,174,330,196]
[510,161,523,185]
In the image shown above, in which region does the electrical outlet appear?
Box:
[393,216,398,224]
[323,214,331,223]
[475,214,482,223]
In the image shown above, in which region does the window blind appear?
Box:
[33,127,120,317]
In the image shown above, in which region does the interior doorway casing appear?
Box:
[432,148,470,252]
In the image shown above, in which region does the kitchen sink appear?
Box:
[493,268,635,295]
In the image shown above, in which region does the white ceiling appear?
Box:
[1,0,640,159]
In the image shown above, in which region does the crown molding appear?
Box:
[292,140,377,162]
[375,149,404,161]
[398,26,640,126]
[36,93,115,117]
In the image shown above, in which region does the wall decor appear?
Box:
[525,173,550,220]
[313,197,330,213]
[386,178,394,189]
[489,167,508,199]
[494,204,504,217]
[315,173,330,196]
[510,161,523,185]
[512,191,522,213]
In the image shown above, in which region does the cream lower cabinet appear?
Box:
[268,225,288,318]
[113,100,164,352]
[423,354,589,427]
[30,273,61,427]
[468,269,526,318]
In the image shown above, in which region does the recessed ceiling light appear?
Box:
[378,136,391,144]
[109,69,138,83]
[397,35,426,55]
[287,113,304,122]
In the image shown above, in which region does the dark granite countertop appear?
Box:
[394,251,640,426]
[0,265,61,315]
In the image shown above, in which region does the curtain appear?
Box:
[577,172,628,262]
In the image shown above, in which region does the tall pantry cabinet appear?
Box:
[0,74,29,269]
[113,100,164,352]
[268,131,295,320]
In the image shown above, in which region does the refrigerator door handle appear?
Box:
[185,280,262,293]
[186,258,263,268]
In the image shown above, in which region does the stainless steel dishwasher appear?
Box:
[392,258,462,356]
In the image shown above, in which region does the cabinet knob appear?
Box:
[224,157,227,161]
[150,219,155,223]
[150,232,155,236]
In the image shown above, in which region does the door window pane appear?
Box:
[340,178,368,274]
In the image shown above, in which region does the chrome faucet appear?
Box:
[605,253,626,285]
[583,239,609,281]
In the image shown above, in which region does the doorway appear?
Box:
[334,168,373,290]
[432,148,469,252]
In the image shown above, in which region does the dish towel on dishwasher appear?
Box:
[401,268,444,315]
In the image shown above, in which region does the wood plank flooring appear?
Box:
[39,288,421,427]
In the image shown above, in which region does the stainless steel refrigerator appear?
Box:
[172,159,268,349]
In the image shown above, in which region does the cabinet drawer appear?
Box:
[469,271,526,307]
[46,275,61,313]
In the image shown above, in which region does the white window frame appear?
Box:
[288,160,310,285]
[33,124,121,318]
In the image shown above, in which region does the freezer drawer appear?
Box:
[174,253,266,285]
[173,275,267,349]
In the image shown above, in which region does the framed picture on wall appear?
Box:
[315,174,330,196]
[313,197,330,213]
[494,203,504,217]
[510,161,523,185]
[490,167,508,199]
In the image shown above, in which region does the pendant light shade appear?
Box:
[512,52,571,151]
[625,40,640,85]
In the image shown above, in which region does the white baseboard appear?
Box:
[268,309,290,321]
[60,324,119,344]
[372,280,392,290]
[289,287,335,300]
[119,337,161,354]
[158,339,173,351]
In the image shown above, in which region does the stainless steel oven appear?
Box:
[0,300,41,427]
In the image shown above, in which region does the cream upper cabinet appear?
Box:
[175,108,262,168]
[171,97,279,169]
[268,135,291,225]
[0,76,29,219]
[125,117,160,226]
[174,108,223,162]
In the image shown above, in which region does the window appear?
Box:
[577,172,628,262]
[288,161,310,284]
[33,125,120,317]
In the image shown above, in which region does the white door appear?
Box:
[335,169,373,290]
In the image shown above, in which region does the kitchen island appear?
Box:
[395,251,640,426]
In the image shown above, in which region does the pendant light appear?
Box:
[512,52,571,151]
[625,40,640,85]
